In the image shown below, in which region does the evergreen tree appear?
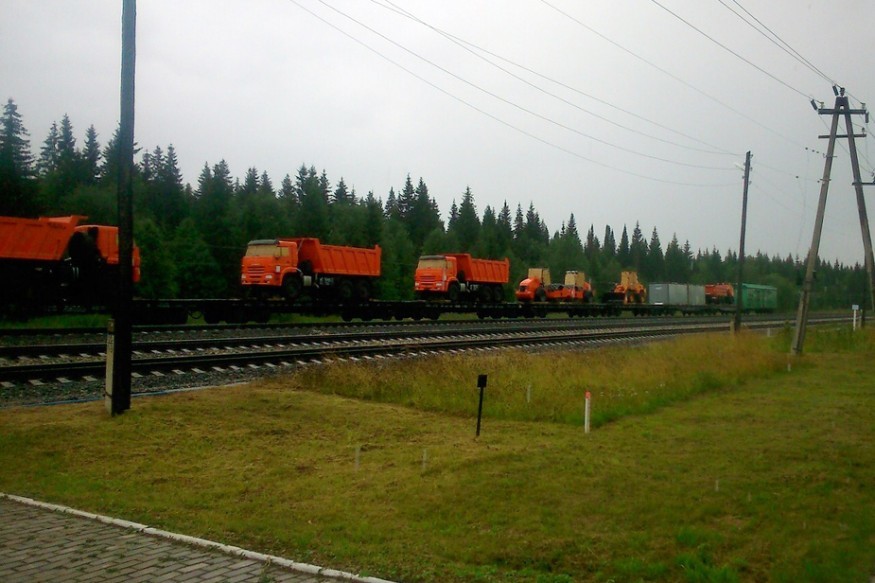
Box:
[584,224,600,261]
[407,177,442,253]
[295,164,329,239]
[618,225,630,266]
[645,227,664,280]
[37,122,60,177]
[664,233,688,282]
[362,191,384,246]
[193,160,241,295]
[384,187,400,221]
[333,177,352,205]
[496,201,513,252]
[82,125,101,185]
[0,98,37,215]
[397,174,415,221]
[630,222,647,270]
[602,225,616,258]
[450,186,480,251]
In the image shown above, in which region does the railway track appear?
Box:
[0,314,844,408]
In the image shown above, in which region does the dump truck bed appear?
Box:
[450,254,509,284]
[0,216,84,262]
[293,238,381,277]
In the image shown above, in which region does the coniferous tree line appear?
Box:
[1,97,868,311]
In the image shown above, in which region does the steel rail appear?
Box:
[0,318,801,385]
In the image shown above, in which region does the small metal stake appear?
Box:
[476,374,487,437]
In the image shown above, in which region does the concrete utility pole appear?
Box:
[791,87,874,355]
[110,0,137,415]
[733,151,751,333]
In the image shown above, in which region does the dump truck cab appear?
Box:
[241,239,300,289]
[414,255,459,299]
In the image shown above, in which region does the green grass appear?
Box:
[0,328,872,582]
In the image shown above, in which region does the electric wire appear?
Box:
[311,0,733,171]
[285,0,735,187]
[370,0,737,157]
[537,0,807,149]
[719,0,836,87]
[648,0,811,100]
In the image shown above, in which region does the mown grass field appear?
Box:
[0,327,872,582]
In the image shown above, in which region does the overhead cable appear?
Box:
[285,0,736,187]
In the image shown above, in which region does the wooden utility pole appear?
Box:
[110,0,137,414]
[791,88,874,355]
[733,151,752,333]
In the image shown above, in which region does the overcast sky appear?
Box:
[3,0,874,264]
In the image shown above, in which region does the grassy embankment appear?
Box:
[0,327,872,582]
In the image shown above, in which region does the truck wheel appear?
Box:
[283,275,302,301]
[535,287,547,302]
[447,282,460,303]
[355,280,371,302]
[478,286,492,303]
[338,280,354,303]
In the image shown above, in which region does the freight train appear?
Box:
[0,215,140,316]
[0,222,777,323]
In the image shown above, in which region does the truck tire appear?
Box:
[338,279,354,302]
[283,275,302,301]
[535,287,547,302]
[447,282,460,303]
[355,280,371,302]
[478,285,492,303]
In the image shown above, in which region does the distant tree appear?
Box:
[81,125,101,185]
[333,176,353,205]
[379,219,416,300]
[617,225,630,267]
[171,218,225,298]
[645,227,664,280]
[406,177,442,253]
[630,222,647,270]
[664,233,688,282]
[294,164,329,239]
[0,98,37,215]
[361,191,384,247]
[602,225,616,258]
[134,218,178,298]
[450,186,480,252]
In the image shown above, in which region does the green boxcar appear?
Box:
[740,283,778,312]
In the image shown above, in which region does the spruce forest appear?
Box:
[0,98,867,311]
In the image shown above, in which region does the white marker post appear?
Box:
[584,391,591,434]
[853,304,860,331]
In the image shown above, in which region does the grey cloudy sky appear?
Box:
[3,0,874,264]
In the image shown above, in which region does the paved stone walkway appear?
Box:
[0,496,390,583]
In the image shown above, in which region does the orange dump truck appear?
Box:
[415,253,509,303]
[0,215,140,309]
[705,283,735,304]
[240,238,381,302]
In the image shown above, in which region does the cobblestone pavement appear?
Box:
[0,496,391,583]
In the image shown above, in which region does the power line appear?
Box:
[370,0,738,157]
[719,0,836,86]
[537,0,807,149]
[285,0,735,187]
[313,0,734,171]
[647,0,811,100]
